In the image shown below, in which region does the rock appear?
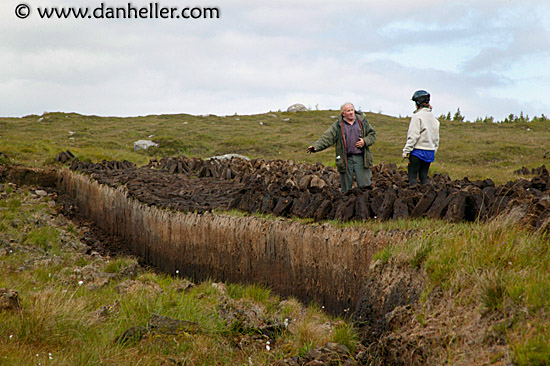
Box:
[0,288,21,311]
[71,263,117,290]
[212,282,227,295]
[273,357,300,366]
[325,342,350,355]
[115,262,139,280]
[302,343,351,364]
[93,301,119,321]
[114,279,163,295]
[114,314,199,345]
[287,103,308,113]
[148,313,200,335]
[34,189,48,197]
[172,279,195,292]
[133,140,158,152]
[207,154,251,161]
[217,298,267,333]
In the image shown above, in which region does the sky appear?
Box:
[1,0,549,121]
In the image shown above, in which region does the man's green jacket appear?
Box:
[311,112,376,173]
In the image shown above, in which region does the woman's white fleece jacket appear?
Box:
[403,107,440,154]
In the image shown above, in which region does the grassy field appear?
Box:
[1,110,549,184]
[0,185,358,366]
[0,110,549,365]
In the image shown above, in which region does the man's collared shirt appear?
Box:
[343,118,363,155]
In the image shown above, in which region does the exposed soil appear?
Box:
[54,192,136,258]
[352,256,512,365]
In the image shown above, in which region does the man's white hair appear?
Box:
[340,102,354,113]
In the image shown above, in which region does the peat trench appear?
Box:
[2,153,550,364]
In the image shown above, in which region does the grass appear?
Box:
[382,220,550,365]
[0,185,359,366]
[2,110,550,184]
[1,109,549,364]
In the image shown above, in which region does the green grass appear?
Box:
[0,185,357,366]
[2,111,550,184]
[1,110,550,364]
[21,226,60,253]
[380,219,550,365]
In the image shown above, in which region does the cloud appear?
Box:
[0,0,549,120]
[463,24,550,74]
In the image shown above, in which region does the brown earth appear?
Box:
[352,256,512,366]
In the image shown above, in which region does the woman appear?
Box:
[402,90,440,186]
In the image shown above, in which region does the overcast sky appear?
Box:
[1,0,549,120]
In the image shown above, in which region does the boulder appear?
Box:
[286,103,308,113]
[133,140,158,152]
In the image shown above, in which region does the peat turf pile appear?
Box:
[67,155,550,228]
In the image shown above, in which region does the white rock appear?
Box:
[133,140,158,152]
[34,189,48,197]
[207,153,250,161]
[287,103,308,112]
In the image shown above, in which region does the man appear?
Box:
[402,90,440,186]
[307,103,376,193]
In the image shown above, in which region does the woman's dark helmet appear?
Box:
[411,90,430,104]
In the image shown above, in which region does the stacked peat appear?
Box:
[67,155,550,228]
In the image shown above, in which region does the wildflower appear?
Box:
[78,280,84,286]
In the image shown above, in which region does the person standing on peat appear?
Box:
[402,90,440,186]
[307,102,376,193]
